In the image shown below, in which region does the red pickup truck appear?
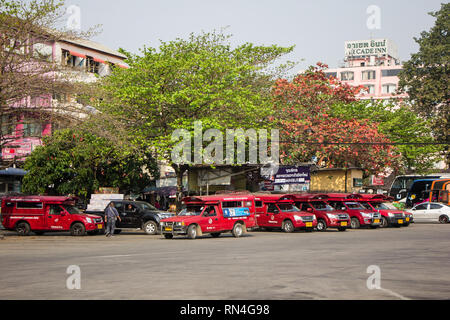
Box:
[253,194,317,232]
[290,193,350,231]
[325,194,382,229]
[349,194,412,227]
[160,193,257,239]
[1,195,104,236]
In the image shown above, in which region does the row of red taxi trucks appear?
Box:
[0,192,411,238]
[159,192,412,239]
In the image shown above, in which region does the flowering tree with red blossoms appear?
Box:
[273,63,401,175]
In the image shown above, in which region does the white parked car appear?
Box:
[407,202,450,223]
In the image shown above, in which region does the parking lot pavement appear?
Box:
[0,223,449,300]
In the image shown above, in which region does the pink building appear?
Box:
[0,37,127,193]
[324,39,408,100]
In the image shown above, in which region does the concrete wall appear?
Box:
[310,169,363,193]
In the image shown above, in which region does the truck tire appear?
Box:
[187,224,197,239]
[316,219,327,232]
[16,222,31,236]
[380,217,389,228]
[143,220,158,235]
[282,220,294,233]
[70,222,86,236]
[232,223,244,238]
[211,233,221,238]
[350,218,360,229]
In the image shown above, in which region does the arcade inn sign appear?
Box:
[344,39,398,58]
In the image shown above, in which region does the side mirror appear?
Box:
[412,208,416,211]
[307,208,313,213]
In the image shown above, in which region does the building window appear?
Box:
[361,85,375,95]
[382,69,401,77]
[22,116,43,137]
[382,83,397,94]
[325,72,337,79]
[340,71,354,81]
[86,56,100,74]
[1,115,15,136]
[361,70,376,80]
[62,49,85,69]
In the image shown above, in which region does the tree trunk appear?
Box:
[172,163,189,212]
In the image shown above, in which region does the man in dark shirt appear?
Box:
[105,202,121,237]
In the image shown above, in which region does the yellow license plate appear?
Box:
[406,218,410,222]
[398,220,403,224]
[165,227,173,231]
[97,224,103,229]
[306,222,313,227]
[341,222,347,226]
[374,219,380,223]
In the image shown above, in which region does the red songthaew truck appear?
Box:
[160,193,257,239]
[253,194,317,232]
[1,195,104,236]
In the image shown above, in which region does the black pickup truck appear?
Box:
[85,200,173,235]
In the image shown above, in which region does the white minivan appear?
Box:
[407,202,450,224]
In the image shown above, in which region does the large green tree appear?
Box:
[22,129,158,199]
[329,100,443,174]
[398,3,450,166]
[96,30,294,207]
[274,63,401,176]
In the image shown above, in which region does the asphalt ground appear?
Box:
[0,223,449,300]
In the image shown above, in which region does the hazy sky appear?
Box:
[66,0,443,73]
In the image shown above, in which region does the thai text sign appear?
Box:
[273,166,310,185]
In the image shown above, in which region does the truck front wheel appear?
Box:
[282,220,294,233]
[350,218,360,229]
[143,220,158,235]
[70,223,86,236]
[316,219,327,232]
[380,217,389,228]
[16,222,31,236]
[187,224,198,239]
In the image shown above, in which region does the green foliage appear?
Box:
[98,30,295,161]
[329,100,443,174]
[398,3,450,163]
[22,129,158,199]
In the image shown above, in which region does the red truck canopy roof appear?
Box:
[253,194,295,203]
[182,194,256,205]
[1,195,77,204]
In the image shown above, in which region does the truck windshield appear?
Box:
[136,202,157,211]
[360,202,373,210]
[178,206,204,216]
[373,202,397,210]
[344,202,365,209]
[311,201,335,211]
[63,205,82,214]
[277,204,300,212]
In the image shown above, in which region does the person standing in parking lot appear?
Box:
[105,202,121,237]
